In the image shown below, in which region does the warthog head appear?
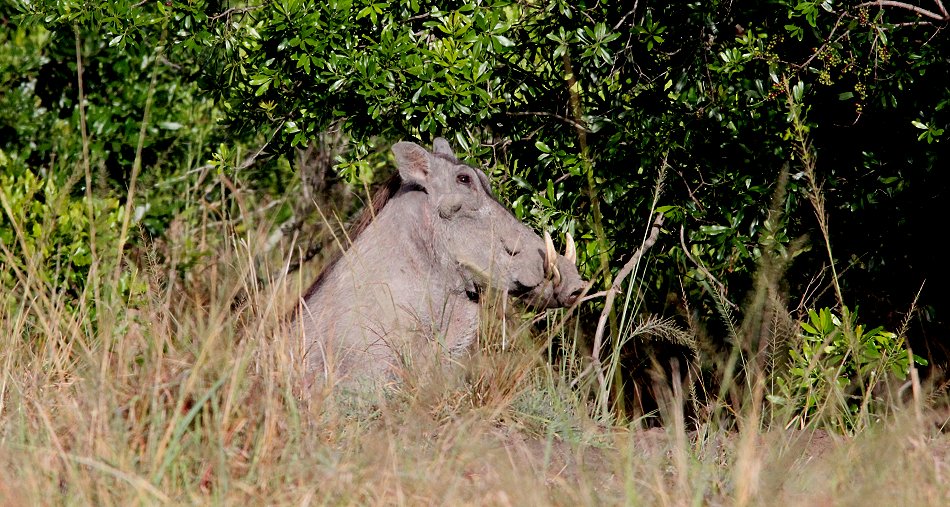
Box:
[392,138,585,308]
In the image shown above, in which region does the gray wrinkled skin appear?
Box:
[295,138,585,388]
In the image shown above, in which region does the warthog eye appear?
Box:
[456,173,472,186]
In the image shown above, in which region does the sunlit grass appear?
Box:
[2,212,949,506]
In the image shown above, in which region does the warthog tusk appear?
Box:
[543,231,557,281]
[565,232,576,265]
[543,231,563,286]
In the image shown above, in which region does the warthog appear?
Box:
[295,137,585,387]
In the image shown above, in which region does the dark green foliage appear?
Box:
[3,0,249,297]
[188,1,949,337]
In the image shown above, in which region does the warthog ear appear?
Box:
[432,137,455,157]
[392,141,430,186]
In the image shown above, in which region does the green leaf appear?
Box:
[493,34,514,47]
[249,75,271,86]
[699,225,730,235]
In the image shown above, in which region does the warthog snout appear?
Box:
[510,230,585,309]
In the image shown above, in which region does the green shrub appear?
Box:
[0,162,122,308]
[772,307,927,430]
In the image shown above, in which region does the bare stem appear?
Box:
[505,111,591,132]
[112,22,169,287]
[857,1,949,21]
[591,213,664,362]
[578,213,664,409]
[678,226,739,311]
[72,27,102,313]
[784,79,844,308]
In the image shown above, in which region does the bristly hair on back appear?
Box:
[298,143,477,303]
[300,173,407,301]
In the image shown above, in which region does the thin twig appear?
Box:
[210,6,262,21]
[857,1,948,20]
[569,215,664,392]
[893,20,935,26]
[795,12,850,71]
[237,119,286,171]
[676,169,706,212]
[579,290,610,303]
[112,20,168,286]
[584,214,664,381]
[612,1,640,30]
[405,12,432,22]
[504,111,592,132]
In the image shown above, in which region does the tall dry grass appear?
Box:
[2,189,949,505]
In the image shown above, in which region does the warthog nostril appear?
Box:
[565,287,583,306]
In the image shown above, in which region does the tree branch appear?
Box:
[936,0,950,17]
[210,6,262,21]
[796,12,850,71]
[612,1,640,30]
[588,214,664,369]
[858,1,949,21]
[504,111,592,132]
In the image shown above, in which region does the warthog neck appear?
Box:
[299,190,479,383]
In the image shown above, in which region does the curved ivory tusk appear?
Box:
[543,231,557,280]
[564,232,576,265]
